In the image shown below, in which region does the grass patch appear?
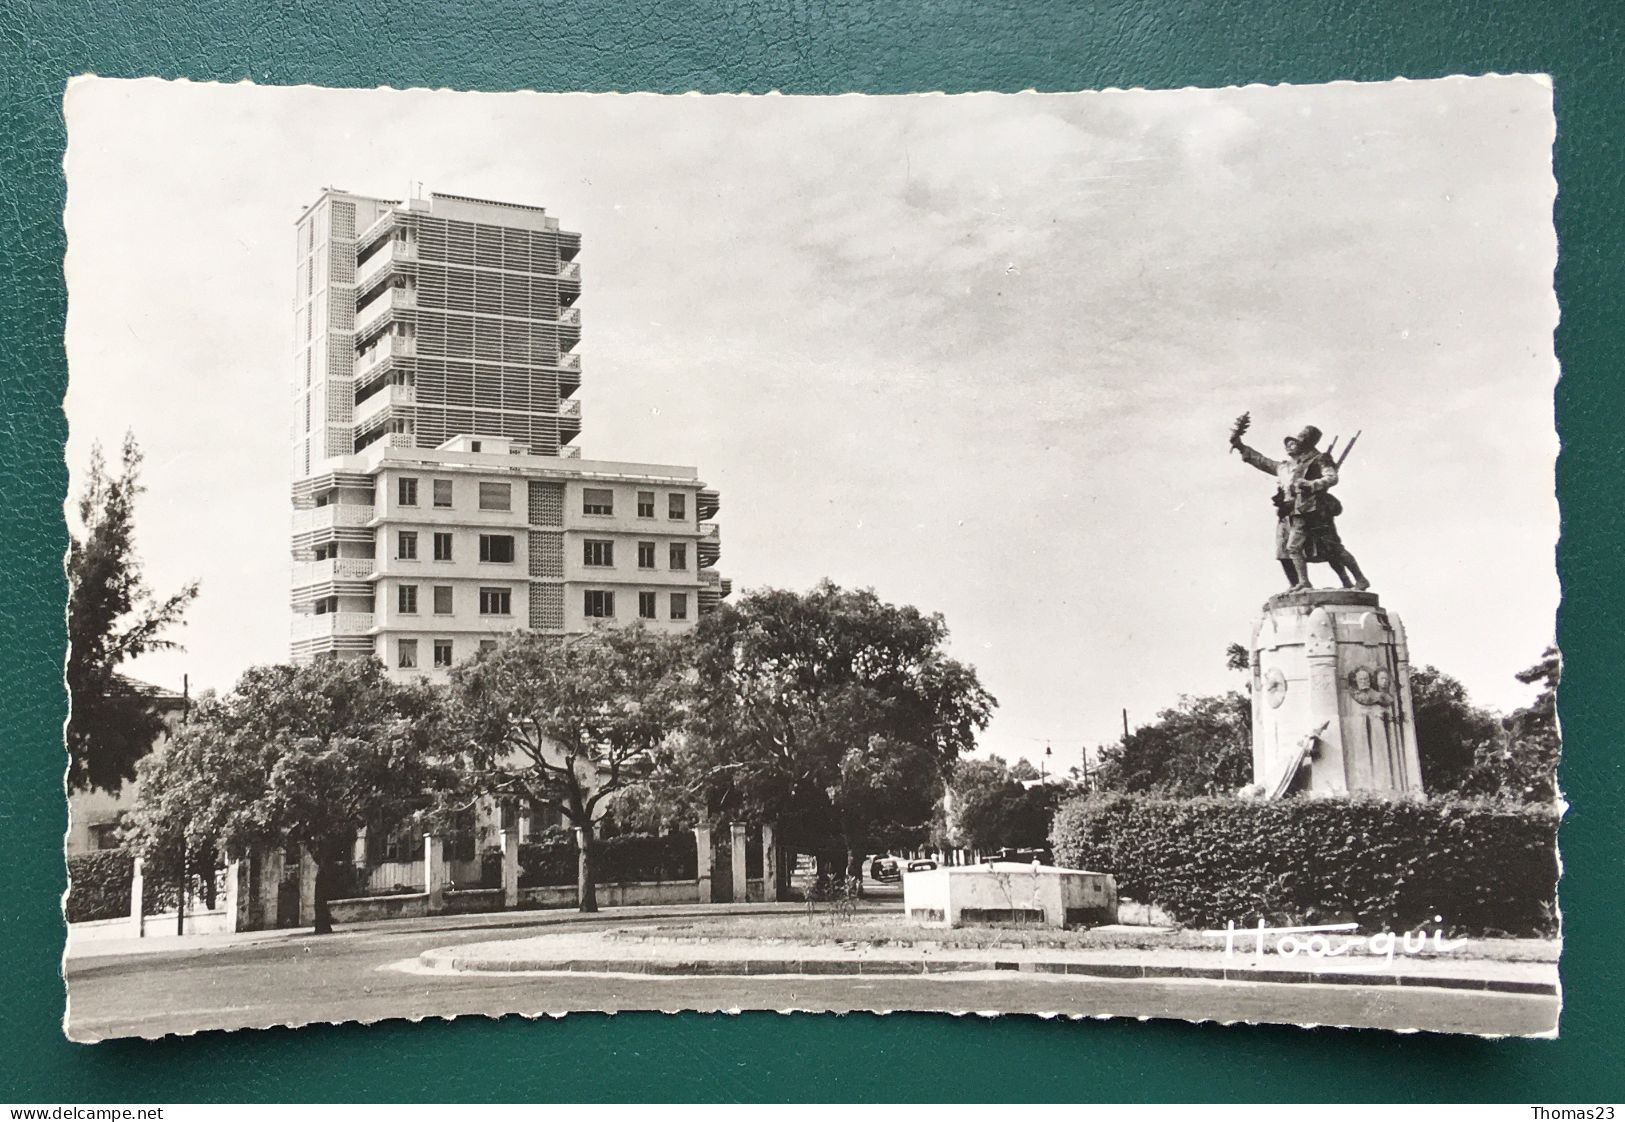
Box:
[602,914,1559,961]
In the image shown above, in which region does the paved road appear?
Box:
[64,910,1558,1041]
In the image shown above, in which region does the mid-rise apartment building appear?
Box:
[290,189,725,678]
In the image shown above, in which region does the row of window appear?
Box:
[394,476,691,522]
[397,476,512,511]
[391,584,689,620]
[393,532,692,570]
[396,584,512,616]
[585,540,688,570]
[584,487,688,521]
[582,590,690,621]
[395,531,515,563]
[397,636,496,671]
[393,592,690,669]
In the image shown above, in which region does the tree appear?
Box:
[130,658,448,933]
[1409,665,1504,795]
[948,756,1057,852]
[67,434,198,792]
[671,581,996,889]
[1461,646,1561,804]
[1008,757,1040,782]
[449,627,688,913]
[1091,691,1253,796]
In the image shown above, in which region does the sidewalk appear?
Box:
[414,927,1561,996]
[63,899,843,960]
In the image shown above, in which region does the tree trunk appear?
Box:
[846,847,866,899]
[576,824,598,913]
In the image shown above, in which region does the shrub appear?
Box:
[1050,792,1560,937]
[516,831,697,887]
[66,850,136,922]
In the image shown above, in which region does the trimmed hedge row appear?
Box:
[1050,792,1560,937]
[66,850,134,922]
[481,831,700,888]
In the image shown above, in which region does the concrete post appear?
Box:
[352,828,369,865]
[425,833,447,913]
[762,823,781,902]
[257,848,285,930]
[129,856,145,937]
[730,822,748,903]
[500,825,521,909]
[297,848,319,927]
[693,826,712,904]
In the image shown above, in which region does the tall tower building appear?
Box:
[290,189,726,675]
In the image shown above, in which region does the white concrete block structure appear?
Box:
[289,188,727,677]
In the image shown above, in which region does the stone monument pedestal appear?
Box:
[1249,588,1423,797]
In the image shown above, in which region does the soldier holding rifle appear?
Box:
[1228,413,1371,592]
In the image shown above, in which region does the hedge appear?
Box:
[485,831,700,888]
[1050,792,1560,937]
[66,850,135,922]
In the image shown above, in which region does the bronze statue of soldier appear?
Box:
[1229,417,1371,592]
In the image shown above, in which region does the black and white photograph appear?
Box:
[61,75,1561,1042]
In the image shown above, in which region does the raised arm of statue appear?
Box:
[1233,440,1279,476]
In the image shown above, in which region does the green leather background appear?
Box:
[3,0,1621,1103]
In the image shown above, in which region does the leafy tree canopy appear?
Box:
[666,580,996,876]
[130,657,449,932]
[67,433,198,793]
[448,626,689,911]
[947,755,1058,852]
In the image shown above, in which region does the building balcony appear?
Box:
[558,398,581,420]
[355,287,416,343]
[292,557,375,587]
[696,522,721,567]
[560,446,581,459]
[355,333,416,381]
[292,503,376,535]
[291,610,375,642]
[558,260,581,282]
[558,306,581,328]
[355,382,415,429]
[555,352,581,372]
[697,488,721,520]
[355,236,415,292]
[558,231,581,262]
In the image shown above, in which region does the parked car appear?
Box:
[869,855,903,882]
[906,859,938,873]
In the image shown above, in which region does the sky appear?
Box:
[62,76,1559,769]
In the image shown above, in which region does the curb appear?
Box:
[415,951,1558,996]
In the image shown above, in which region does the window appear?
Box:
[479,639,498,653]
[583,539,614,567]
[637,541,656,569]
[397,531,418,560]
[637,491,656,518]
[432,478,453,508]
[584,590,615,618]
[397,639,418,669]
[478,482,511,511]
[638,591,657,619]
[479,587,512,615]
[398,584,418,614]
[433,639,454,669]
[583,487,614,515]
[433,532,453,561]
[470,440,482,453]
[480,534,516,563]
[91,823,121,851]
[398,477,418,506]
[670,592,689,621]
[669,542,688,570]
[433,585,453,614]
[668,492,687,520]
